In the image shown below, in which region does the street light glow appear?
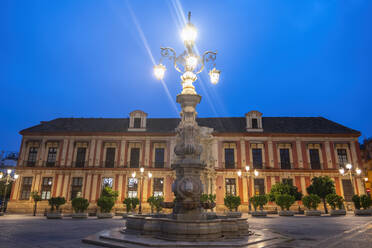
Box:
[0,174,3,179]
[140,167,144,173]
[181,23,197,44]
[245,165,250,172]
[7,169,12,174]
[153,64,166,80]
[346,163,352,170]
[237,170,242,177]
[148,172,152,178]
[185,55,198,70]
[339,168,345,175]
[356,168,361,175]
[209,68,220,84]
[14,174,19,179]
[254,170,259,177]
[132,172,136,178]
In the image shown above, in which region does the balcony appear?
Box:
[75,160,85,168]
[279,162,293,170]
[310,162,322,170]
[26,160,36,167]
[45,161,56,167]
[223,162,237,169]
[153,161,165,168]
[105,160,115,168]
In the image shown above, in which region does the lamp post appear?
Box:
[153,12,220,219]
[132,167,152,215]
[0,169,19,215]
[339,163,362,195]
[237,166,259,212]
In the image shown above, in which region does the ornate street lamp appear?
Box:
[237,165,259,212]
[339,163,362,195]
[0,169,19,215]
[132,167,152,215]
[152,12,220,220]
[153,12,220,94]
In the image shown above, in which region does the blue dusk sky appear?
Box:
[1,0,371,151]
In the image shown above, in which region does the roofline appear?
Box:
[19,131,360,138]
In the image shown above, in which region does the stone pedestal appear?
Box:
[305,210,321,216]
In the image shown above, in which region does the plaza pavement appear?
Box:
[0,213,371,247]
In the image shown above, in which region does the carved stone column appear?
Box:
[171,94,206,220]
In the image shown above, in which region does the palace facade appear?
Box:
[8,110,365,213]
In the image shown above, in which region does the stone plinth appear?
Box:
[279,210,294,216]
[354,209,372,216]
[251,211,267,217]
[330,209,346,216]
[305,210,321,216]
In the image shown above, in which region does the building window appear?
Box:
[153,178,164,196]
[71,177,83,200]
[75,147,86,168]
[27,147,38,167]
[130,148,140,168]
[46,147,57,167]
[252,118,258,129]
[279,149,291,169]
[133,118,141,128]
[41,177,53,200]
[102,177,113,188]
[282,178,293,186]
[252,148,263,169]
[254,178,265,195]
[20,177,33,200]
[154,148,165,168]
[309,149,321,170]
[127,178,138,198]
[225,178,236,195]
[105,148,115,168]
[342,179,354,202]
[337,149,348,167]
[224,148,235,169]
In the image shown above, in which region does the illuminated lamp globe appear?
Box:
[132,172,136,178]
[14,174,19,179]
[209,68,220,84]
[254,170,259,177]
[346,163,352,170]
[7,169,12,174]
[339,168,345,175]
[237,170,242,177]
[153,64,166,80]
[356,168,361,175]
[148,172,152,178]
[0,174,3,179]
[245,165,250,172]
[185,55,198,70]
[181,23,197,44]
[140,167,144,173]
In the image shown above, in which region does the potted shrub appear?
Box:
[97,186,118,218]
[47,197,66,219]
[276,194,295,216]
[326,194,346,216]
[306,176,335,214]
[31,191,41,216]
[224,195,242,218]
[71,197,89,218]
[122,198,132,218]
[250,195,268,217]
[131,197,140,213]
[200,193,216,210]
[303,194,321,216]
[354,194,372,216]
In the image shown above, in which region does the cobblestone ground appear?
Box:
[0,214,371,247]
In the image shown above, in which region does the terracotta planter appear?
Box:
[251,211,267,217]
[72,212,88,219]
[330,209,346,216]
[354,209,372,216]
[46,212,63,219]
[305,210,321,216]
[97,212,114,219]
[279,210,294,216]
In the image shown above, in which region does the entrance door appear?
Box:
[342,179,354,202]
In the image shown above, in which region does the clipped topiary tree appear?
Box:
[48,197,66,212]
[250,195,268,211]
[224,195,241,212]
[306,176,335,214]
[131,197,140,212]
[326,194,343,210]
[269,182,302,202]
[302,194,321,210]
[31,191,41,216]
[123,198,132,213]
[352,195,361,210]
[97,187,119,213]
[275,194,295,211]
[360,194,372,209]
[71,197,89,213]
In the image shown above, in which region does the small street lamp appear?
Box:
[0,169,19,215]
[132,167,152,215]
[237,166,259,212]
[339,163,362,194]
